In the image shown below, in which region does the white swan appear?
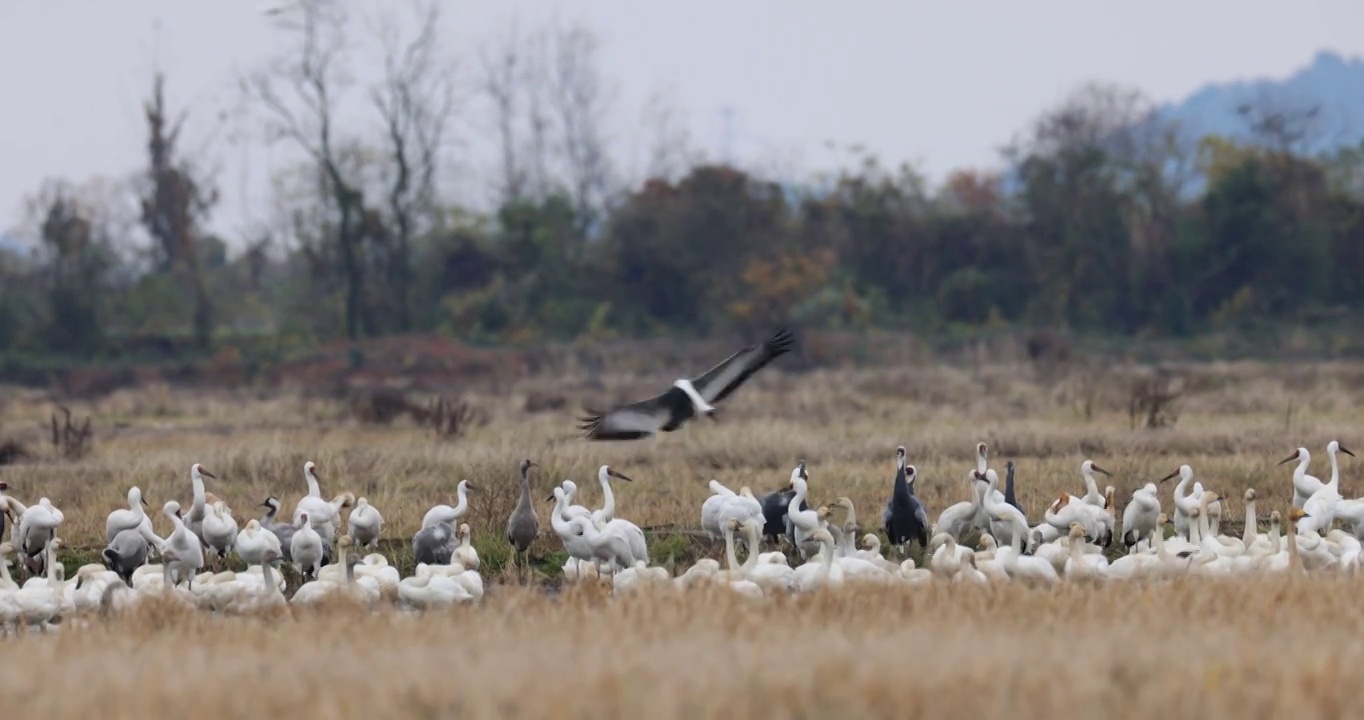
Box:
[792,528,843,592]
[185,463,215,547]
[290,512,324,579]
[981,469,1027,548]
[700,479,737,539]
[453,523,479,571]
[161,501,204,588]
[293,461,354,543]
[1062,523,1108,581]
[11,537,65,629]
[201,500,239,565]
[347,497,384,551]
[933,474,982,544]
[235,518,282,567]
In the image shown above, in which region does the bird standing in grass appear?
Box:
[507,458,541,583]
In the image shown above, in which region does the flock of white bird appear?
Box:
[0,437,1355,632]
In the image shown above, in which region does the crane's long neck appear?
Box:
[452,487,469,517]
[550,493,570,534]
[340,546,352,587]
[306,471,321,498]
[893,461,909,499]
[598,473,615,519]
[516,474,533,513]
[1009,518,1025,557]
[1242,501,1257,547]
[1328,450,1341,490]
[191,475,205,514]
[161,559,174,592]
[1269,520,1280,554]
[1174,475,1191,502]
[1083,470,1098,497]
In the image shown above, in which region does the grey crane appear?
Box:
[506,458,541,583]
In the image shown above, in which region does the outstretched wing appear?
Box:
[691,327,795,405]
[578,390,678,441]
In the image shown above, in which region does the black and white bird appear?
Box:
[578,327,795,441]
[883,446,929,554]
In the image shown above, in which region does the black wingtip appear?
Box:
[767,326,795,355]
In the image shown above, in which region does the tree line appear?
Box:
[3,1,1364,367]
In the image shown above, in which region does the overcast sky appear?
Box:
[3,0,1363,242]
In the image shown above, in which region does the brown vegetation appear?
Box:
[0,353,1360,716]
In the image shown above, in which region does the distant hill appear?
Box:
[1156,50,1364,154]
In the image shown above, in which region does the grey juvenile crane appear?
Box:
[506,458,541,583]
[579,327,795,441]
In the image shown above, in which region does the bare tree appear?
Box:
[544,18,616,230]
[140,72,218,351]
[370,0,455,333]
[637,78,697,183]
[246,0,367,341]
[477,16,616,227]
[478,21,527,208]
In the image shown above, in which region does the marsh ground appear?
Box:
[0,355,1360,717]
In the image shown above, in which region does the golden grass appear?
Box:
[1,357,1362,717]
[6,577,1364,718]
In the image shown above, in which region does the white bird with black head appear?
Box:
[578,327,795,441]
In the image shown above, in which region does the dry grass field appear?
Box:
[1,353,1363,718]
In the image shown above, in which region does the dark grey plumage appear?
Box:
[412,521,457,565]
[103,527,150,585]
[1003,460,1024,517]
[507,459,541,582]
[883,446,929,552]
[259,496,330,565]
[759,487,799,544]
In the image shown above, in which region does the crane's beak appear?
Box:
[1340,445,1357,458]
[1276,452,1299,466]
[1157,469,1180,483]
[607,468,635,482]
[1091,464,1113,477]
[141,497,149,508]
[200,468,218,480]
